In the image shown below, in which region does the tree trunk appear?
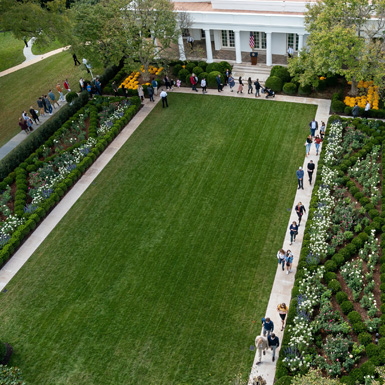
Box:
[349,78,358,96]
[142,62,150,82]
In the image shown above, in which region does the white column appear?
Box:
[234,30,242,64]
[298,34,304,53]
[266,32,272,66]
[204,29,213,63]
[178,34,186,61]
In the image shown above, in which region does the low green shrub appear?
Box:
[336,291,348,304]
[328,279,341,293]
[283,82,297,95]
[270,65,291,82]
[265,76,283,92]
[207,71,222,88]
[325,260,337,272]
[324,272,337,284]
[340,301,354,315]
[298,84,312,96]
[65,91,78,104]
[358,332,372,346]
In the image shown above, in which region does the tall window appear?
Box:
[252,32,267,49]
[222,30,235,48]
[287,33,299,51]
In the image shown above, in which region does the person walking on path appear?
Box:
[18,117,31,134]
[216,74,223,92]
[364,101,370,118]
[225,68,231,85]
[41,95,49,114]
[147,85,154,102]
[44,95,53,115]
[86,82,92,98]
[29,106,40,125]
[262,317,274,337]
[95,78,102,95]
[164,76,171,91]
[137,85,144,101]
[353,102,360,118]
[268,333,280,362]
[48,90,60,108]
[255,336,268,364]
[285,250,293,274]
[254,79,261,97]
[72,53,81,66]
[277,249,286,271]
[305,134,312,157]
[79,78,85,92]
[190,73,198,92]
[151,79,158,96]
[237,77,244,93]
[37,97,45,116]
[201,78,207,93]
[56,83,65,102]
[314,135,322,156]
[160,90,168,108]
[247,77,253,94]
[64,79,71,93]
[295,202,306,226]
[309,119,318,138]
[296,166,304,190]
[320,122,326,140]
[277,303,288,331]
[228,75,235,92]
[289,221,298,245]
[307,159,315,185]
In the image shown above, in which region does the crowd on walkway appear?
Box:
[17,80,71,135]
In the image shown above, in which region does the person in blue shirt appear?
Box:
[296,166,304,190]
[262,317,274,337]
[285,250,293,274]
[151,79,158,95]
[268,333,280,362]
[289,221,298,245]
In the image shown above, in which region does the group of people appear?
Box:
[255,303,288,363]
[18,81,70,134]
[79,77,102,98]
[305,119,325,157]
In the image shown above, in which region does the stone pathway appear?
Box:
[0,101,68,160]
[0,88,330,385]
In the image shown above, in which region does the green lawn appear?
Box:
[0,52,104,147]
[31,39,64,55]
[0,32,25,72]
[0,94,316,385]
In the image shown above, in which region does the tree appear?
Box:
[68,0,189,80]
[0,0,69,47]
[288,0,385,95]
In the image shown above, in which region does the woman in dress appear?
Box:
[237,76,244,93]
[228,75,235,92]
[277,303,289,331]
[137,85,144,101]
[305,134,312,156]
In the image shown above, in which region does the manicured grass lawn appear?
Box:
[0,32,25,71]
[0,52,103,147]
[0,94,316,384]
[31,39,64,55]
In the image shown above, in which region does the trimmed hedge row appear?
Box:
[0,96,141,267]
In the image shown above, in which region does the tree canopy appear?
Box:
[288,0,385,94]
[68,0,186,79]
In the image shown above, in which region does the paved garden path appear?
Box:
[0,39,69,78]
[0,88,330,384]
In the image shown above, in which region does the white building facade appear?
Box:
[173,0,315,65]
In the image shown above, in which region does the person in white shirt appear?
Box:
[364,101,370,117]
[287,46,294,58]
[187,36,194,50]
[201,78,207,93]
[160,90,168,108]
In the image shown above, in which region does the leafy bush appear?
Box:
[185,62,196,72]
[270,65,291,82]
[274,376,292,385]
[172,64,182,76]
[206,62,222,73]
[177,69,190,82]
[324,272,337,284]
[328,279,341,293]
[65,91,78,104]
[198,61,207,71]
[283,82,297,95]
[358,332,372,346]
[340,301,354,315]
[298,84,312,96]
[198,72,208,83]
[360,361,375,376]
[344,106,352,115]
[331,100,346,113]
[332,254,345,266]
[336,291,348,304]
[315,79,327,91]
[265,76,283,92]
[218,61,232,73]
[207,71,222,88]
[192,66,203,76]
[348,311,362,324]
[325,260,337,272]
[348,368,364,385]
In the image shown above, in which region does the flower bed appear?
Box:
[276,115,385,385]
[0,96,141,266]
[119,65,163,91]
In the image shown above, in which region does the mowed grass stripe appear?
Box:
[0,93,316,384]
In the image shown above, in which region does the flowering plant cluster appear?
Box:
[119,65,163,90]
[340,259,363,301]
[323,121,343,166]
[97,102,130,136]
[0,185,12,219]
[344,82,379,110]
